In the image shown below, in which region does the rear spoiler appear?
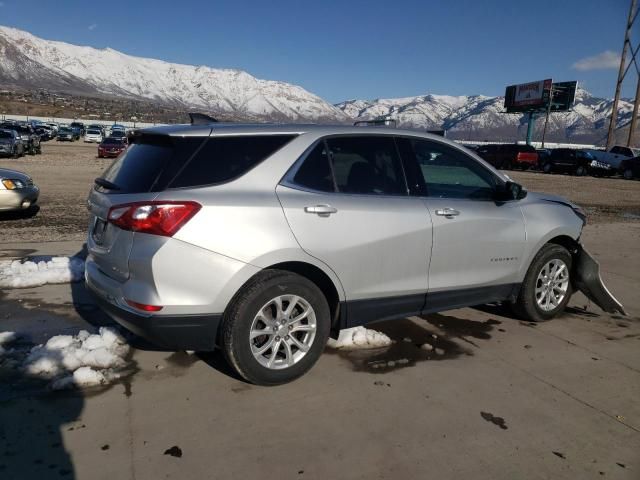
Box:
[189,113,219,125]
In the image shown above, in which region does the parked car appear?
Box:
[586,145,640,169]
[84,128,104,144]
[46,123,60,134]
[0,129,25,158]
[70,122,86,136]
[0,122,41,155]
[57,127,78,142]
[97,137,127,158]
[0,167,39,212]
[35,125,55,141]
[542,149,612,176]
[619,156,640,180]
[108,130,128,142]
[85,123,624,385]
[475,144,538,170]
[88,124,106,136]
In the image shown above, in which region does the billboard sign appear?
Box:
[504,79,552,112]
[548,81,577,112]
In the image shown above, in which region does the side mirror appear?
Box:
[497,181,527,201]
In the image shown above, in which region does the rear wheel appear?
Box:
[221,270,330,385]
[543,163,553,174]
[623,168,634,180]
[513,244,572,322]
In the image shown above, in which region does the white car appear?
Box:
[84,129,103,143]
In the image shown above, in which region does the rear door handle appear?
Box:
[435,208,460,217]
[304,205,338,216]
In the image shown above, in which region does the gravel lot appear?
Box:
[0,140,639,243]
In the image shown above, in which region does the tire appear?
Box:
[623,168,634,180]
[502,160,512,170]
[221,270,331,385]
[513,244,572,322]
[543,162,552,174]
[575,165,587,176]
[11,147,19,159]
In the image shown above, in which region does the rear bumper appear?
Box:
[88,283,222,351]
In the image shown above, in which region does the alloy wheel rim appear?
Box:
[535,259,569,312]
[249,295,317,370]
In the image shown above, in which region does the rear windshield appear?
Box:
[98,134,295,194]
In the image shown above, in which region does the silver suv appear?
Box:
[86,122,624,385]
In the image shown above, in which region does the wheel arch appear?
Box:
[264,261,342,334]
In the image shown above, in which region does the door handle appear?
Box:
[435,208,460,218]
[304,205,338,216]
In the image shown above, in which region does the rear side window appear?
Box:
[293,142,334,192]
[169,135,296,188]
[326,136,407,195]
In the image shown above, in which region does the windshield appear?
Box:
[87,130,101,135]
[0,131,13,139]
[102,138,123,145]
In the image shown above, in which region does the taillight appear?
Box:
[107,201,201,237]
[125,299,163,312]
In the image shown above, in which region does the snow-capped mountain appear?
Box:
[0,26,348,122]
[336,88,633,144]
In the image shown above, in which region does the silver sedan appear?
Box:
[0,167,39,212]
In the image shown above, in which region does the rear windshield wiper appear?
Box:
[94,177,121,191]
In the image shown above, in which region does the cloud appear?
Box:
[572,50,620,71]
[88,23,98,31]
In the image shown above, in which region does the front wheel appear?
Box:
[221,270,330,385]
[575,165,587,176]
[513,244,572,322]
[543,163,553,174]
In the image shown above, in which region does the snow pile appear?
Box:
[327,327,392,350]
[0,256,85,288]
[15,327,130,390]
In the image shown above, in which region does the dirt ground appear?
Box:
[1,140,639,243]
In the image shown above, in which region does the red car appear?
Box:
[98,137,128,158]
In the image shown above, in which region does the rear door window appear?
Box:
[292,142,335,192]
[325,136,407,195]
[169,135,296,188]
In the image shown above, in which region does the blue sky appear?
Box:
[0,0,635,102]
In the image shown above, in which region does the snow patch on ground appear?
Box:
[0,256,85,288]
[1,327,131,390]
[327,327,392,350]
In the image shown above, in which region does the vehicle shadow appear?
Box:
[0,205,40,221]
[0,341,83,480]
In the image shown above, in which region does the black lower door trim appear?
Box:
[338,284,520,330]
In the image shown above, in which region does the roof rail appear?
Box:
[189,113,219,125]
[354,119,397,127]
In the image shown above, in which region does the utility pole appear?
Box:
[629,70,640,146]
[607,0,638,148]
